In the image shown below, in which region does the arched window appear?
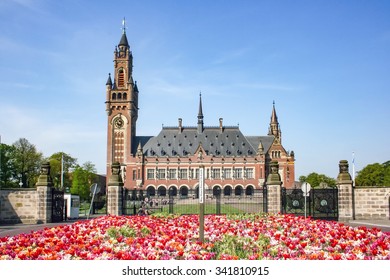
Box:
[224,185,232,196]
[213,186,222,196]
[169,186,178,196]
[123,92,127,100]
[179,186,189,197]
[112,93,116,100]
[245,185,254,196]
[146,186,156,197]
[157,186,167,196]
[117,92,122,99]
[235,186,243,196]
[118,69,125,87]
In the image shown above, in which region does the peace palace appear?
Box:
[105,26,296,198]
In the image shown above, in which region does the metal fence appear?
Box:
[122,188,266,215]
[281,187,338,220]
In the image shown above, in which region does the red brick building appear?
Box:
[105,27,295,198]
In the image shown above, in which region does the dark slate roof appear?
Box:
[118,33,129,47]
[246,136,275,154]
[140,126,275,157]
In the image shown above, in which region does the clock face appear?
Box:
[114,117,124,128]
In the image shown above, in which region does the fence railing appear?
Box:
[123,189,266,215]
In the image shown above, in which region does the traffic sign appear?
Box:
[301,182,311,195]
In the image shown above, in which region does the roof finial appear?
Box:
[122,17,127,34]
[197,92,204,133]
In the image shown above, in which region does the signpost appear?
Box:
[88,183,100,219]
[199,165,205,243]
[301,182,311,218]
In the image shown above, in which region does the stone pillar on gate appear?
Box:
[107,162,124,215]
[337,160,354,222]
[36,162,53,224]
[266,161,283,214]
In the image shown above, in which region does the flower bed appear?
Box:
[0,214,389,260]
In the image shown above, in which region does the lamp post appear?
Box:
[198,150,205,243]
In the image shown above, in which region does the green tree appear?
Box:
[299,172,336,188]
[47,152,77,190]
[70,162,97,201]
[355,162,387,187]
[383,161,390,187]
[10,138,43,188]
[0,143,18,188]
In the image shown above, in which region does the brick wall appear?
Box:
[354,187,390,220]
[0,189,39,224]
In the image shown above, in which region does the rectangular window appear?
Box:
[195,168,199,179]
[158,169,166,179]
[180,168,188,179]
[169,169,177,179]
[223,168,231,179]
[212,168,221,179]
[132,170,137,181]
[234,168,243,179]
[245,168,254,179]
[147,169,155,180]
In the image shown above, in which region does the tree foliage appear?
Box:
[10,138,43,188]
[48,152,77,190]
[70,162,97,201]
[299,172,336,188]
[0,143,17,188]
[355,161,390,187]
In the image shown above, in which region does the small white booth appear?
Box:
[64,194,80,219]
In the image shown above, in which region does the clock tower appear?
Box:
[105,19,139,180]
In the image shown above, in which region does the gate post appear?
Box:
[107,162,124,216]
[266,161,283,214]
[336,160,353,222]
[36,162,53,223]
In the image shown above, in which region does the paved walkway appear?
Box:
[1,216,389,238]
[0,214,103,238]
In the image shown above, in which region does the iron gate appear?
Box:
[281,187,338,220]
[51,189,65,222]
[122,188,266,215]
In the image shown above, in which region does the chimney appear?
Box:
[178,118,182,133]
[219,118,223,132]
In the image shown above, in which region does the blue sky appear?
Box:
[0,0,389,179]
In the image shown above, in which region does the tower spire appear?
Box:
[268,101,281,143]
[122,17,127,34]
[197,93,204,133]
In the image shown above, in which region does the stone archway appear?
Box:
[146,186,156,197]
[179,186,189,197]
[157,186,167,196]
[224,185,232,196]
[235,185,243,196]
[245,185,254,196]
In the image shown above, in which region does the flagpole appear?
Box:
[0,135,2,189]
[61,153,64,191]
[352,151,355,186]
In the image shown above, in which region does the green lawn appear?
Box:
[160,203,263,215]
